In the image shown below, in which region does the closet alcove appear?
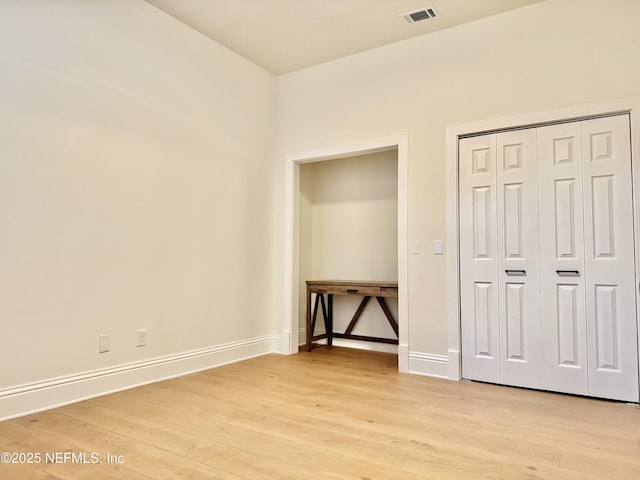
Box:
[298,150,399,353]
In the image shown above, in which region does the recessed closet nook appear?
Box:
[459,114,639,402]
[299,150,399,351]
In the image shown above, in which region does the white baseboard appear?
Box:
[448,348,461,380]
[275,330,294,355]
[408,351,449,379]
[398,344,409,373]
[0,335,278,421]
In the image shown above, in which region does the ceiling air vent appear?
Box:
[402,6,439,24]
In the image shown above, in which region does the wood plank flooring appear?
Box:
[1,347,640,479]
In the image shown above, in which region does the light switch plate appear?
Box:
[411,240,420,254]
[434,239,444,255]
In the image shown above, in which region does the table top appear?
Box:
[305,280,398,288]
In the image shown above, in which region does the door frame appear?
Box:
[282,134,409,372]
[445,96,640,383]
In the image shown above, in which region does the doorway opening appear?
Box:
[283,135,409,371]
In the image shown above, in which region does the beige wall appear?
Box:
[0,0,275,389]
[274,0,640,357]
[3,0,640,407]
[299,151,398,346]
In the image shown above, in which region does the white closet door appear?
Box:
[496,129,542,388]
[581,115,639,402]
[460,134,500,383]
[538,122,589,395]
[459,115,638,402]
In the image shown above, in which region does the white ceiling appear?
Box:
[144,0,544,75]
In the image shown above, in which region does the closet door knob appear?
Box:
[505,269,526,276]
[556,270,580,277]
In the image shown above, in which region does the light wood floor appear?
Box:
[1,347,640,479]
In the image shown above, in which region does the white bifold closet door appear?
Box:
[459,129,541,389]
[537,121,589,396]
[460,114,639,402]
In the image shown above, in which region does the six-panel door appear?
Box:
[460,134,500,384]
[496,129,542,389]
[538,121,589,396]
[581,116,638,402]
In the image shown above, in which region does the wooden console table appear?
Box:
[305,280,399,351]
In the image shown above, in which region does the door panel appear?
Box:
[503,183,523,258]
[473,186,492,258]
[554,178,578,258]
[538,121,588,395]
[582,115,638,402]
[460,135,500,383]
[473,282,493,357]
[505,282,525,359]
[556,284,580,366]
[594,284,618,369]
[591,175,615,258]
[496,129,541,388]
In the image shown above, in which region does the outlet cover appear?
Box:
[136,329,147,347]
[99,334,110,353]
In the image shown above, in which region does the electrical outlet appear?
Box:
[136,328,147,347]
[99,334,110,353]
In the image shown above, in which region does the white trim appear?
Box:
[446,95,640,383]
[397,135,410,373]
[275,329,292,355]
[629,103,640,398]
[283,152,298,355]
[330,340,398,354]
[447,348,461,381]
[398,343,409,373]
[408,352,448,379]
[283,134,410,372]
[0,335,277,421]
